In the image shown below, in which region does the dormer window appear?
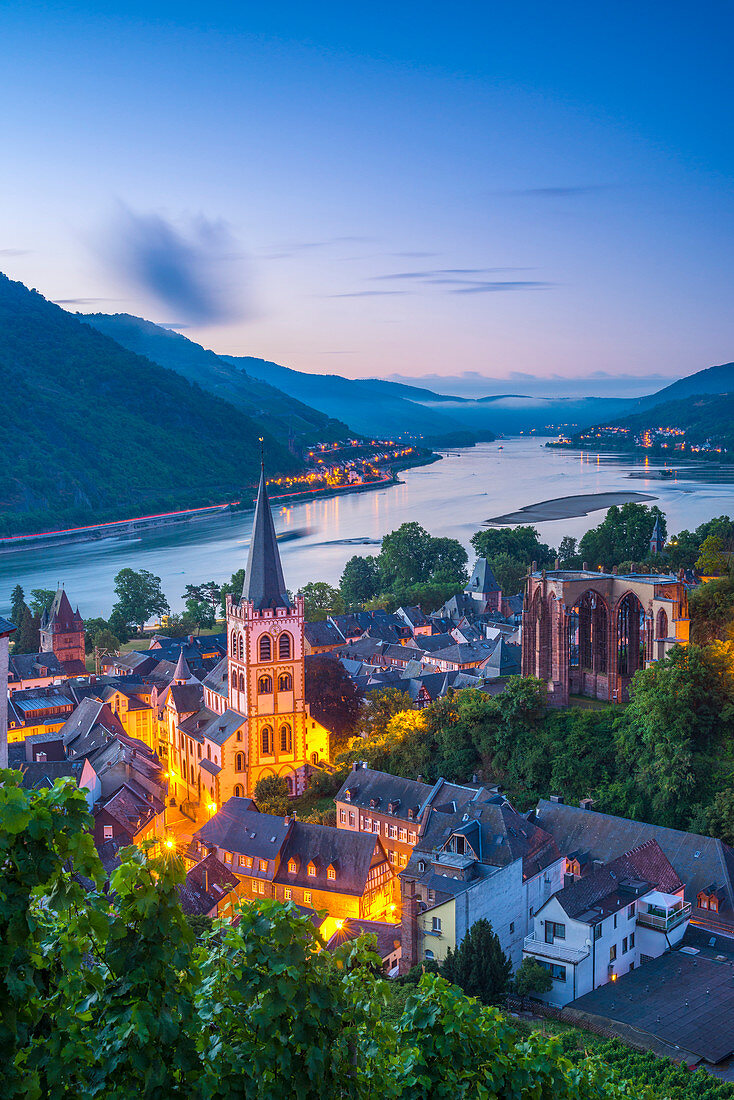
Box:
[327,865,336,881]
[417,860,426,873]
[307,861,317,877]
[288,858,298,874]
[408,807,415,820]
[369,796,380,809]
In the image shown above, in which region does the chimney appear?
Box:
[471,773,479,784]
[202,865,208,893]
[188,635,195,644]
[554,558,560,570]
[550,794,564,804]
[284,815,291,826]
[417,774,424,784]
[362,760,368,769]
[580,797,594,811]
[352,760,359,772]
[592,859,604,872]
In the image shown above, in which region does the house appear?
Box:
[465,558,502,613]
[400,791,564,972]
[304,620,345,654]
[93,782,166,849]
[323,917,402,975]
[395,606,431,637]
[8,650,68,692]
[192,797,397,922]
[534,798,734,936]
[6,687,75,744]
[39,588,86,675]
[178,851,242,918]
[522,840,687,1006]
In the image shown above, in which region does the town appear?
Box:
[4,466,734,1090]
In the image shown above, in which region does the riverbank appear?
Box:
[485,490,656,525]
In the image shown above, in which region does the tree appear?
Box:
[703,788,734,846]
[164,613,199,638]
[254,774,291,816]
[183,583,220,628]
[184,596,215,631]
[112,568,169,633]
[13,604,40,654]
[695,534,731,576]
[481,552,526,596]
[471,525,554,568]
[427,537,468,585]
[28,588,55,618]
[9,584,25,627]
[339,555,380,607]
[301,581,345,622]
[305,655,361,745]
[578,503,666,568]
[220,569,245,615]
[107,607,131,644]
[94,628,121,655]
[378,522,435,588]
[358,687,414,739]
[690,573,734,643]
[557,535,580,568]
[441,919,512,1005]
[514,957,553,1007]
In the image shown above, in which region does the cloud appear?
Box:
[0,248,31,256]
[94,204,252,325]
[372,267,532,281]
[326,290,409,298]
[54,297,120,306]
[263,236,375,260]
[451,280,551,293]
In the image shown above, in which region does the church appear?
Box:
[162,467,331,813]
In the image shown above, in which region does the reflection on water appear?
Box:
[3,439,734,617]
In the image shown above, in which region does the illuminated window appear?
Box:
[284,888,292,900]
[258,675,272,695]
[280,723,292,752]
[234,784,244,797]
[259,859,268,873]
[103,825,113,840]
[327,866,336,881]
[224,852,232,865]
[288,859,298,874]
[307,861,317,877]
[304,891,312,905]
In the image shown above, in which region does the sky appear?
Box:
[1,2,733,392]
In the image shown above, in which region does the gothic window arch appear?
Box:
[310,752,318,765]
[278,672,292,692]
[261,726,273,755]
[278,632,292,660]
[235,752,244,772]
[230,629,237,655]
[259,634,272,662]
[656,607,669,639]
[239,671,245,691]
[234,784,244,797]
[280,723,292,753]
[286,775,294,795]
[238,635,244,661]
[258,674,272,694]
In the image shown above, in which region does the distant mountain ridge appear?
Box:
[632,361,734,411]
[0,274,300,536]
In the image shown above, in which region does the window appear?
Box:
[238,636,244,661]
[280,723,292,753]
[399,828,407,842]
[627,903,635,920]
[231,629,237,654]
[389,825,397,839]
[409,831,417,844]
[418,861,426,873]
[629,932,635,948]
[236,730,242,741]
[234,784,244,797]
[613,913,618,929]
[207,744,212,760]
[224,852,232,865]
[545,921,566,943]
[389,850,396,864]
[327,866,336,881]
[399,853,407,867]
[261,726,273,754]
[238,672,245,691]
[304,891,312,905]
[349,812,355,826]
[240,855,253,869]
[259,859,268,873]
[235,752,245,772]
[538,960,566,982]
[259,635,272,661]
[284,888,292,900]
[103,825,113,840]
[509,922,515,935]
[609,944,617,962]
[258,675,272,694]
[278,673,292,692]
[288,859,298,874]
[339,809,347,824]
[372,821,381,834]
[278,633,291,659]
[425,949,435,961]
[432,916,442,932]
[197,744,202,758]
[364,817,371,830]
[310,752,318,765]
[622,936,628,953]
[307,861,317,877]
[594,922,603,940]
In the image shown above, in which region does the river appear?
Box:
[3,438,734,619]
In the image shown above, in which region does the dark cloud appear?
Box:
[502,186,608,197]
[94,204,252,325]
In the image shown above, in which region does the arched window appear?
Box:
[239,671,245,691]
[310,752,318,765]
[278,632,291,660]
[286,776,294,795]
[235,752,244,772]
[234,784,244,797]
[197,744,202,758]
[280,723,292,753]
[238,635,244,661]
[190,764,195,784]
[278,672,292,692]
[425,949,434,961]
[258,675,272,694]
[261,726,273,754]
[230,629,237,655]
[259,635,272,662]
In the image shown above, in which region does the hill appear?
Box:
[83,313,351,446]
[563,391,734,455]
[0,274,300,536]
[634,361,734,411]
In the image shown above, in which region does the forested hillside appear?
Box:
[0,274,300,536]
[83,313,351,446]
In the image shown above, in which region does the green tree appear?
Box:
[183,583,219,628]
[578,503,666,568]
[441,919,512,1005]
[695,534,731,576]
[164,613,199,638]
[107,607,131,644]
[557,535,581,568]
[514,957,553,1006]
[471,525,554,568]
[254,774,291,816]
[305,655,361,746]
[427,537,468,585]
[220,568,245,615]
[112,567,169,633]
[339,555,380,607]
[184,596,215,631]
[703,787,734,846]
[481,551,526,596]
[9,584,25,627]
[94,628,121,655]
[378,522,436,587]
[28,588,55,618]
[301,581,345,622]
[690,574,734,643]
[13,604,40,654]
[359,686,414,739]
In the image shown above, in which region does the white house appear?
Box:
[523,839,689,1006]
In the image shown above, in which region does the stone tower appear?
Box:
[39,588,85,669]
[226,466,325,796]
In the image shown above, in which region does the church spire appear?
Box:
[173,646,193,684]
[242,462,289,610]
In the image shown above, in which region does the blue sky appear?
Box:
[1,2,733,389]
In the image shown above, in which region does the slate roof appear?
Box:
[275,822,386,897]
[324,918,402,960]
[446,797,561,876]
[19,760,84,790]
[570,937,734,1064]
[166,683,204,715]
[9,651,65,681]
[204,708,248,747]
[9,689,74,718]
[483,638,521,676]
[61,698,128,758]
[195,798,291,870]
[304,620,345,647]
[534,799,734,927]
[466,558,501,595]
[397,606,429,629]
[428,640,496,665]
[178,852,240,916]
[173,648,194,682]
[242,468,290,610]
[554,840,682,921]
[0,615,16,634]
[201,655,228,696]
[41,588,83,632]
[100,783,163,834]
[335,768,434,819]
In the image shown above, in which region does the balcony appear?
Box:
[636,901,691,933]
[523,934,589,965]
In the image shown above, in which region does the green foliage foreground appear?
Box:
[1,773,657,1099]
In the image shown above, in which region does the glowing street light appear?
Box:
[164,836,175,851]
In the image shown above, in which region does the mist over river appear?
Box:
[3,438,734,619]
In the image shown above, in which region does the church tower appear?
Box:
[225,466,329,797]
[39,588,85,670]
